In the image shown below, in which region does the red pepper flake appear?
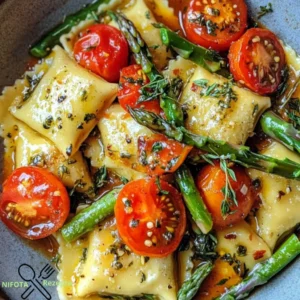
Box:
[224,233,237,240]
[253,250,266,260]
[173,69,180,76]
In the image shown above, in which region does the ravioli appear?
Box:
[10,46,118,158]
[248,142,300,250]
[180,66,271,145]
[98,104,154,180]
[15,124,93,192]
[57,218,177,300]
[0,58,52,179]
[216,221,271,271]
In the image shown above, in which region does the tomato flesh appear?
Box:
[184,0,248,51]
[138,134,193,175]
[228,28,286,95]
[118,64,162,114]
[0,167,70,239]
[196,162,254,229]
[115,178,186,257]
[74,24,129,83]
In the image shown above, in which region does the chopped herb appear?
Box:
[111,260,123,270]
[119,176,129,185]
[67,113,73,119]
[130,219,139,228]
[58,165,70,178]
[57,95,67,103]
[188,13,218,36]
[80,90,88,101]
[6,132,12,138]
[220,253,245,277]
[194,79,238,109]
[29,154,45,167]
[145,10,151,19]
[151,142,164,152]
[43,115,53,129]
[237,245,247,257]
[140,271,146,283]
[23,72,44,101]
[168,77,184,99]
[207,7,220,16]
[257,3,273,19]
[155,176,169,195]
[77,122,84,129]
[94,166,107,190]
[287,98,300,130]
[139,150,148,166]
[66,144,73,156]
[216,278,229,286]
[149,45,160,50]
[165,156,179,171]
[193,232,218,261]
[80,248,88,263]
[69,179,87,196]
[138,75,169,103]
[219,159,238,218]
[84,113,96,123]
[123,76,144,85]
[120,152,132,159]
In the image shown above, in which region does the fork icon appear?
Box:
[38,264,55,280]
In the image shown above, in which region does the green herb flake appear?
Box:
[237,245,247,257]
[155,176,169,195]
[43,115,53,129]
[145,10,151,19]
[94,166,107,190]
[80,90,88,101]
[80,248,88,263]
[216,278,229,286]
[84,113,96,123]
[151,142,164,153]
[58,165,70,178]
[66,144,73,156]
[257,3,273,19]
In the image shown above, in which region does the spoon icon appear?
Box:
[18,264,52,300]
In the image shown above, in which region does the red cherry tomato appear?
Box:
[138,134,193,175]
[0,167,70,239]
[183,0,248,51]
[74,24,129,82]
[196,162,255,229]
[228,28,286,95]
[115,178,186,257]
[118,64,162,114]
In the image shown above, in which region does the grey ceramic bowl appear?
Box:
[0,0,300,299]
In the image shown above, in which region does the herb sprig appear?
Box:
[287,98,300,130]
[257,3,273,19]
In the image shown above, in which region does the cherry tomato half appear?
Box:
[196,162,254,229]
[184,0,248,51]
[74,24,129,83]
[138,134,193,175]
[0,167,70,239]
[115,178,186,257]
[228,28,286,95]
[118,64,162,114]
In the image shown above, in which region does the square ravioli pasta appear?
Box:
[10,46,118,157]
[180,66,271,145]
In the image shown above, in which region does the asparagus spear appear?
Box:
[128,107,300,181]
[30,0,113,58]
[111,12,186,126]
[175,165,213,234]
[177,261,213,300]
[217,234,300,300]
[61,188,120,242]
[261,111,300,154]
[160,27,224,73]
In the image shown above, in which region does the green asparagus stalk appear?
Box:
[160,27,224,73]
[128,107,300,181]
[175,165,213,234]
[111,12,185,126]
[261,111,300,154]
[217,234,300,300]
[177,261,213,300]
[61,188,120,242]
[30,0,113,58]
